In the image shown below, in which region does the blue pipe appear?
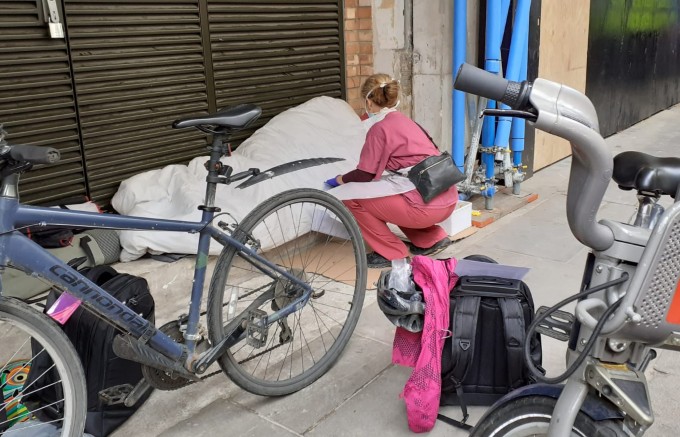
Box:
[510,34,528,167]
[494,0,532,149]
[501,0,512,34]
[482,0,503,182]
[452,0,467,171]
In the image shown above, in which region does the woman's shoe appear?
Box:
[366,252,392,268]
[408,237,452,256]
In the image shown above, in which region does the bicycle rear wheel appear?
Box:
[207,188,367,396]
[0,297,86,435]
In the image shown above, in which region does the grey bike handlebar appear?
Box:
[455,64,623,332]
[454,63,532,110]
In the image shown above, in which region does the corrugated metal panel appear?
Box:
[0,0,87,204]
[63,0,210,203]
[2,1,345,206]
[208,0,345,142]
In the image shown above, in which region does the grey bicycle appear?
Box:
[0,106,367,436]
[454,63,680,436]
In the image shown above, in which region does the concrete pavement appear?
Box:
[112,104,680,437]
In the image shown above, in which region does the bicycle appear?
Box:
[453,63,680,436]
[0,105,367,436]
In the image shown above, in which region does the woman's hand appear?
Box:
[325,175,342,188]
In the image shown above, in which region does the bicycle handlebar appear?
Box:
[453,63,532,110]
[5,144,61,165]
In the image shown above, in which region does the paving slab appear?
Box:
[163,398,300,437]
[229,333,392,435]
[306,365,487,437]
[470,195,584,263]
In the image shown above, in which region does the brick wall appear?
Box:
[344,0,373,115]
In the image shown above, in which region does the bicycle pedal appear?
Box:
[124,379,154,407]
[535,306,574,342]
[246,308,268,348]
[99,384,133,406]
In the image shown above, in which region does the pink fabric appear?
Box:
[342,196,455,260]
[392,256,458,433]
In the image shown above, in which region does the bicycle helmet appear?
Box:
[376,270,425,333]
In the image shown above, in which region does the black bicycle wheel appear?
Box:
[471,395,625,437]
[207,188,367,396]
[0,297,86,436]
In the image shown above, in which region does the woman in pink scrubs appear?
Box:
[326,74,458,268]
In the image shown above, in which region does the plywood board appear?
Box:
[287,238,382,291]
[534,0,591,170]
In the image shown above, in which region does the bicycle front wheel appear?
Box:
[471,396,626,437]
[0,297,86,436]
[207,188,367,396]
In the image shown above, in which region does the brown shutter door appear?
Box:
[63,0,211,203]
[0,0,87,204]
[207,0,346,139]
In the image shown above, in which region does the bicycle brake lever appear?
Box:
[481,108,538,122]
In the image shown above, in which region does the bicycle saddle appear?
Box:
[613,151,680,197]
[172,104,262,131]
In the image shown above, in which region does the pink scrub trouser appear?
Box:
[343,195,456,260]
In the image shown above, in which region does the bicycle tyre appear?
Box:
[0,297,86,436]
[471,395,625,437]
[207,188,367,396]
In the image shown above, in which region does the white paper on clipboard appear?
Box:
[454,259,529,280]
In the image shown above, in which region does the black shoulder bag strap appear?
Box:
[414,121,437,146]
[437,293,481,431]
[498,297,526,389]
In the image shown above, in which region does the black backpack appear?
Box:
[438,264,543,430]
[26,266,155,437]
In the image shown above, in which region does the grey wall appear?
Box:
[372,0,480,151]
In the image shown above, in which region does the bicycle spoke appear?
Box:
[208,190,365,395]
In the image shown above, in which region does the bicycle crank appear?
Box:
[141,320,208,391]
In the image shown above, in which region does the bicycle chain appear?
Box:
[148,282,284,390]
[185,341,288,387]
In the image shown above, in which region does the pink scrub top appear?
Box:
[356,111,458,208]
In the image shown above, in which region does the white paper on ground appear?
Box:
[454,259,530,280]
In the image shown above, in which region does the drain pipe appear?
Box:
[493,0,531,194]
[452,0,467,172]
[510,33,529,194]
[480,0,504,209]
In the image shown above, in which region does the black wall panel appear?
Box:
[586,0,680,137]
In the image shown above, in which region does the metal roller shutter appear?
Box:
[0,0,87,204]
[207,0,345,139]
[3,1,345,206]
[62,0,210,203]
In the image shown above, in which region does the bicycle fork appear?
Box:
[548,358,655,436]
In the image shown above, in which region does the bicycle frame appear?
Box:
[0,149,314,375]
[454,64,680,436]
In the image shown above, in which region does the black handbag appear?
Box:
[408,124,465,203]
[408,152,465,203]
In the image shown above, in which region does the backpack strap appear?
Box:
[498,297,526,389]
[80,265,118,286]
[447,294,481,425]
[436,413,473,431]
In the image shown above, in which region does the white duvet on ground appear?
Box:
[111,97,366,262]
